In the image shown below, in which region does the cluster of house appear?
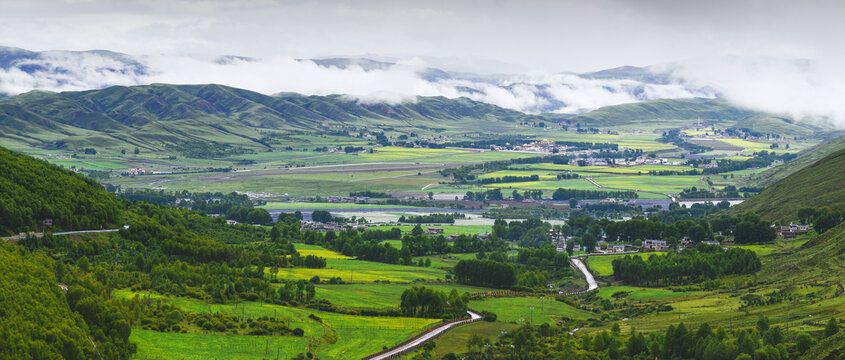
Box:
[124,167,146,175]
[300,221,369,232]
[774,223,812,239]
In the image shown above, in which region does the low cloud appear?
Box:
[668,57,845,127]
[1,50,843,128]
[0,51,709,114]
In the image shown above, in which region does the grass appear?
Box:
[313,283,494,309]
[293,244,354,260]
[131,329,309,360]
[422,321,520,359]
[269,258,446,283]
[592,175,705,194]
[586,253,668,276]
[115,290,441,359]
[597,286,690,301]
[469,296,594,324]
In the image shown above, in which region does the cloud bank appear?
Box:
[0,50,712,114]
[0,48,843,128]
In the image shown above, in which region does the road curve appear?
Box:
[364,310,483,360]
[572,258,598,292]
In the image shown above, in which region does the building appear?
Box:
[775,223,813,239]
[642,239,668,251]
[424,227,444,235]
[607,244,627,253]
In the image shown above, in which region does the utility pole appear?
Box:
[530,306,534,324]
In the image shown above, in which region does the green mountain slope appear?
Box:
[726,146,845,221]
[745,132,845,187]
[0,84,562,152]
[570,98,755,126]
[0,146,122,236]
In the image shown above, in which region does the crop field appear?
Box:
[719,138,773,151]
[519,163,695,175]
[597,286,690,301]
[268,257,446,283]
[469,296,594,324]
[477,169,557,179]
[591,175,704,193]
[483,178,598,191]
[586,252,668,276]
[131,329,309,360]
[115,290,441,359]
[293,244,354,260]
[313,283,494,308]
[687,139,744,151]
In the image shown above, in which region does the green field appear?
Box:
[314,283,494,308]
[585,253,668,276]
[592,175,704,194]
[469,296,594,324]
[131,329,309,360]
[115,290,441,359]
[269,257,447,283]
[370,225,492,236]
[597,286,690,301]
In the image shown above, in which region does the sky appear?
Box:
[1,0,844,124]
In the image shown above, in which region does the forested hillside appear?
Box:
[726,146,845,221]
[0,146,122,236]
[0,242,133,359]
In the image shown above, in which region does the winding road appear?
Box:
[363,258,600,359]
[363,310,483,360]
[571,258,599,292]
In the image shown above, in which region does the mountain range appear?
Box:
[0,46,715,114]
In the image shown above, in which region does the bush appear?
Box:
[481,311,497,322]
[292,328,305,336]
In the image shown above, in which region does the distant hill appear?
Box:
[726,146,845,221]
[744,133,845,188]
[568,97,823,136]
[0,145,122,236]
[0,82,827,153]
[0,83,564,151]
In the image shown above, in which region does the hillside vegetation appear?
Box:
[745,133,845,187]
[0,84,564,151]
[0,146,122,236]
[726,146,845,220]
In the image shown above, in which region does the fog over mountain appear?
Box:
[1,1,843,125]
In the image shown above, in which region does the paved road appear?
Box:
[365,310,483,360]
[572,258,599,292]
[2,228,122,242]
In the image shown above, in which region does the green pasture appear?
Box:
[586,252,668,276]
[115,290,440,359]
[131,329,309,360]
[469,296,594,324]
[314,283,493,309]
[421,321,520,359]
[269,258,446,283]
[597,286,690,301]
[483,178,598,191]
[592,175,704,193]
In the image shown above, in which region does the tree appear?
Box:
[825,317,840,338]
[312,210,333,223]
[134,147,140,154]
